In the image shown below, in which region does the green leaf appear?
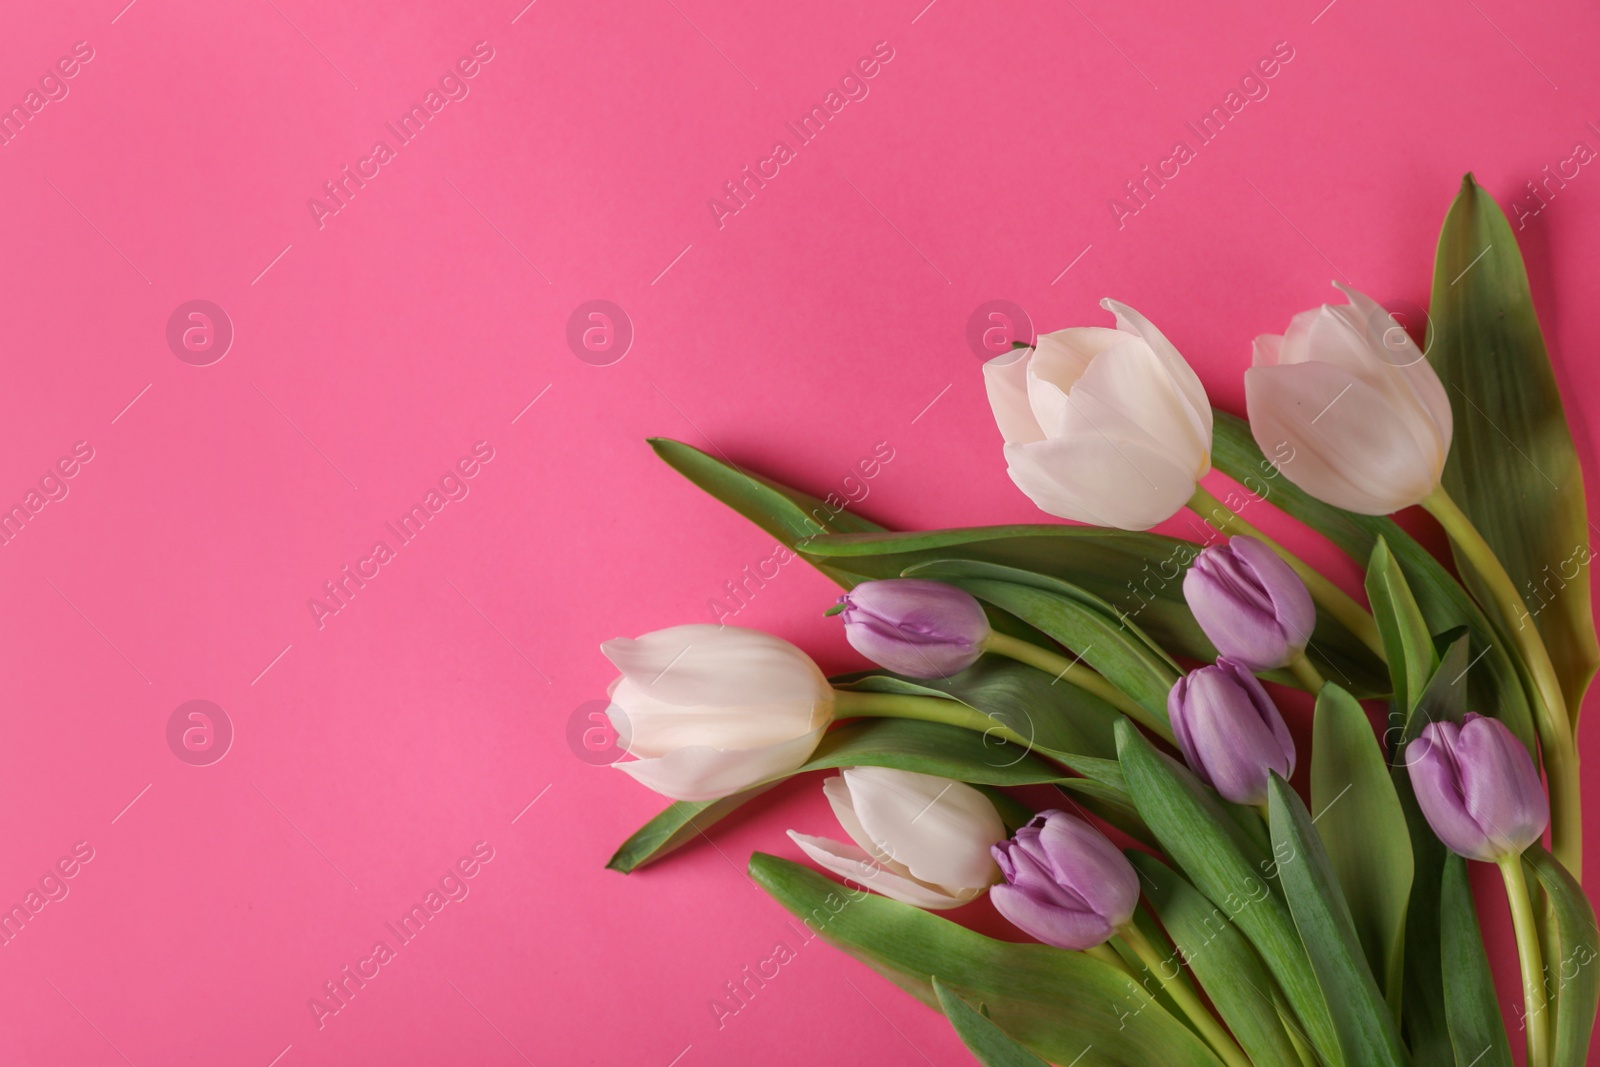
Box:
[1128,852,1305,1067]
[933,977,1051,1067]
[904,559,1181,727]
[1309,683,1413,1013]
[606,718,1062,873]
[1439,855,1513,1067]
[749,853,1226,1066]
[1390,635,1472,1067]
[803,524,1389,698]
[1524,846,1599,1066]
[1365,536,1439,715]
[1266,775,1409,1067]
[647,437,883,587]
[1211,409,1536,756]
[1427,174,1599,722]
[1114,721,1341,1061]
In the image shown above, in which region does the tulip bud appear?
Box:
[1168,658,1295,806]
[787,767,1006,910]
[1408,713,1548,862]
[989,810,1139,950]
[833,579,991,679]
[1245,283,1453,515]
[1183,535,1315,670]
[601,625,833,802]
[983,300,1213,531]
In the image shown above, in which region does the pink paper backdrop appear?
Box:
[1,0,1597,1063]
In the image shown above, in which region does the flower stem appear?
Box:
[1116,920,1251,1067]
[1188,485,1387,661]
[831,689,1034,748]
[1423,486,1581,877]
[984,631,1175,744]
[1498,854,1551,1067]
[1287,651,1326,693]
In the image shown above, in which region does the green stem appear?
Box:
[1116,920,1251,1067]
[984,631,1175,744]
[1188,485,1387,661]
[1287,651,1326,693]
[831,689,1035,749]
[1498,854,1551,1067]
[1424,486,1581,879]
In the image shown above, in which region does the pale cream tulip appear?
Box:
[1245,282,1452,515]
[787,766,1006,909]
[983,299,1212,530]
[602,625,833,802]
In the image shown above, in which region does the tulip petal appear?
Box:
[990,882,1116,951]
[602,624,832,712]
[1229,536,1317,651]
[1038,813,1141,927]
[613,727,826,802]
[822,774,896,867]
[1004,432,1198,530]
[1174,665,1292,804]
[842,767,1004,891]
[1407,722,1495,860]
[602,625,832,756]
[983,348,1045,446]
[1330,283,1453,447]
[1025,327,1127,435]
[787,831,973,909]
[1100,298,1213,442]
[1456,715,1549,856]
[1245,361,1443,514]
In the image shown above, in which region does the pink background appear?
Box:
[0,0,1596,1063]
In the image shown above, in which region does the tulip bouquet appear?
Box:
[597,176,1600,1066]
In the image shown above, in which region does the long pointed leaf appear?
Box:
[1427,175,1598,722]
[1309,684,1413,1013]
[1439,855,1514,1067]
[1129,852,1304,1066]
[1115,721,1341,1061]
[933,978,1050,1066]
[1524,846,1599,1065]
[1266,775,1409,1067]
[750,853,1226,1066]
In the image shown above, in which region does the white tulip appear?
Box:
[787,767,1006,910]
[602,625,833,802]
[983,299,1213,531]
[1245,283,1453,515]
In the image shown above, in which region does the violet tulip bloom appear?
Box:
[834,579,991,679]
[1183,535,1316,671]
[1169,658,1296,806]
[989,810,1140,951]
[1408,713,1549,862]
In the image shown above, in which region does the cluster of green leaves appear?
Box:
[606,177,1599,1066]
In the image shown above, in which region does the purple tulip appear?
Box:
[1408,713,1548,862]
[1169,658,1296,806]
[833,579,991,679]
[1183,535,1316,671]
[989,810,1140,950]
